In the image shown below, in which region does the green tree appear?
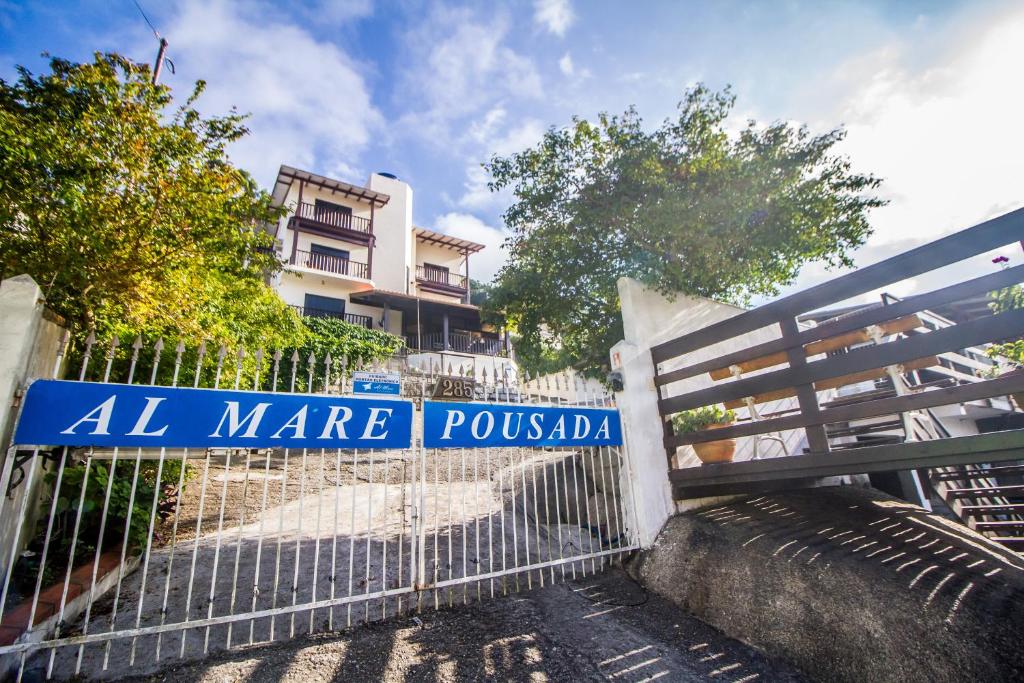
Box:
[485,85,885,377]
[0,53,297,348]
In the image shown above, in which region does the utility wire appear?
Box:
[131,0,160,38]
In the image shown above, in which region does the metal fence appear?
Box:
[0,338,639,681]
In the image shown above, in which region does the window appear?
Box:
[304,243,351,274]
[424,262,449,284]
[313,199,352,228]
[304,293,345,318]
[311,244,350,260]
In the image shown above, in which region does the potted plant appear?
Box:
[671,406,737,464]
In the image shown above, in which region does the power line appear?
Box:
[130,0,159,38]
[129,0,173,84]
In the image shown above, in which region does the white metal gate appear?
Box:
[0,337,639,680]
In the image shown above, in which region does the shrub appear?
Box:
[671,406,735,434]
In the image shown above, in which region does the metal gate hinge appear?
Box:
[10,386,24,409]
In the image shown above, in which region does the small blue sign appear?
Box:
[14,380,413,449]
[423,401,622,449]
[352,371,401,396]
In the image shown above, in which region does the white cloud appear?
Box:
[774,4,1024,304]
[559,52,574,76]
[458,118,546,209]
[829,9,1024,247]
[398,8,542,143]
[433,212,509,282]
[533,0,574,37]
[152,0,381,186]
[310,0,373,24]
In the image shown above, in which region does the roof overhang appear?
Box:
[414,227,485,253]
[350,289,481,318]
[271,165,390,209]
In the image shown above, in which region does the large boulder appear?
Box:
[631,486,1024,683]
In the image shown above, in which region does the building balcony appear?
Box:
[290,249,369,279]
[416,265,468,296]
[290,306,374,329]
[289,201,373,245]
[404,332,506,357]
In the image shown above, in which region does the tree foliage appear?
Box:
[0,53,295,348]
[485,85,885,377]
[989,278,1024,367]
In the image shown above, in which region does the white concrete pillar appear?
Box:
[611,338,674,548]
[0,275,69,588]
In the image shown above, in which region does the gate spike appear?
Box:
[255,348,265,363]
[78,331,97,380]
[291,349,300,363]
[447,363,453,375]
[175,339,186,355]
[237,347,246,361]
[554,374,561,391]
[217,344,228,361]
[149,337,168,383]
[272,349,283,362]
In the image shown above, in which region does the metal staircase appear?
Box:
[821,307,1024,552]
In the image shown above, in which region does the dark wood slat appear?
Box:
[992,537,1024,546]
[781,316,829,452]
[931,464,1024,481]
[651,207,1024,364]
[669,430,1024,498]
[654,264,1024,387]
[945,484,1024,498]
[659,308,1024,416]
[825,420,904,438]
[665,371,1024,449]
[974,521,1024,531]
[962,504,1024,516]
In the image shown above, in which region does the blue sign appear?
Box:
[352,371,401,396]
[14,380,412,449]
[423,401,622,449]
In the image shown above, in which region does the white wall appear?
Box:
[367,173,413,293]
[611,277,817,546]
[0,275,69,588]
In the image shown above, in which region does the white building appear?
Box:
[266,165,514,375]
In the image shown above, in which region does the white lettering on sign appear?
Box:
[361,407,394,440]
[125,397,170,437]
[61,395,117,436]
[14,380,414,450]
[429,405,620,447]
[210,401,272,439]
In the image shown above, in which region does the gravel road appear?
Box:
[119,567,808,683]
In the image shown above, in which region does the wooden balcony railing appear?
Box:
[294,202,372,234]
[415,265,467,292]
[404,332,505,356]
[290,306,374,329]
[651,207,1024,500]
[292,249,368,279]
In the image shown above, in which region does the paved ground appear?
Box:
[117,568,807,683]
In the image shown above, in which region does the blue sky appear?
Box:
[2,0,1022,294]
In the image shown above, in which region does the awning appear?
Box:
[271,165,390,208]
[349,290,481,319]
[413,227,486,253]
